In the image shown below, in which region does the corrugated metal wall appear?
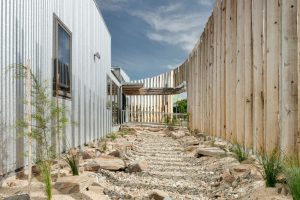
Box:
[0,0,112,175]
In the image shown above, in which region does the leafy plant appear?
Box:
[63,151,79,176]
[162,115,171,124]
[171,117,178,126]
[107,133,117,141]
[284,156,300,200]
[259,150,282,187]
[119,130,129,137]
[13,65,69,199]
[100,140,107,152]
[231,143,249,163]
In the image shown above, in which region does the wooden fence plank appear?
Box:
[280,0,297,156]
[236,0,245,145]
[252,0,265,153]
[244,0,253,149]
[265,0,281,153]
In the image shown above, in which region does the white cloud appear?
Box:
[96,0,131,11]
[197,0,215,6]
[131,2,211,52]
[167,62,181,70]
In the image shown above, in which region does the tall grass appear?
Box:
[231,143,249,163]
[259,150,282,187]
[63,153,79,176]
[38,161,52,200]
[284,156,300,200]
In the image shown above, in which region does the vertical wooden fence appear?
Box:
[185,0,299,156]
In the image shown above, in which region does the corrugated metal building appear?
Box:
[0,0,115,176]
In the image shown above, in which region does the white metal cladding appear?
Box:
[0,0,112,175]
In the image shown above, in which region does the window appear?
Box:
[112,81,120,125]
[107,76,112,109]
[53,15,72,98]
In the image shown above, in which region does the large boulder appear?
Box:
[80,160,101,172]
[127,159,148,173]
[82,149,95,160]
[95,155,126,171]
[108,150,125,159]
[53,174,95,194]
[194,147,226,158]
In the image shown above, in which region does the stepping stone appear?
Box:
[95,155,126,171]
[4,194,30,200]
[194,147,226,158]
[53,174,95,194]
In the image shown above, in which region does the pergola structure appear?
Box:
[122,82,186,96]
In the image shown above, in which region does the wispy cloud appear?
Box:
[96,0,131,11]
[166,62,181,70]
[197,0,215,6]
[130,2,212,52]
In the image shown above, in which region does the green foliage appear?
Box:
[259,150,282,187]
[174,99,187,113]
[100,140,107,152]
[63,152,79,176]
[13,65,69,199]
[231,143,249,163]
[284,157,300,200]
[119,130,129,137]
[162,115,171,124]
[107,133,117,141]
[38,161,52,200]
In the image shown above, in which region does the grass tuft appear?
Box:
[259,150,282,187]
[284,156,300,200]
[38,161,52,200]
[63,152,79,176]
[231,143,249,163]
[100,140,107,153]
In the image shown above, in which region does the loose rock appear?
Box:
[127,159,148,173]
[195,147,226,158]
[149,189,170,200]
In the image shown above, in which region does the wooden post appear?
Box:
[25,60,32,195]
[280,0,297,156]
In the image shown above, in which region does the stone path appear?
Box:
[99,131,243,200]
[0,126,292,200]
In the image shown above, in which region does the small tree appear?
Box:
[14,64,68,200]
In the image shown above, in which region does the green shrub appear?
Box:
[63,153,79,176]
[259,150,282,187]
[119,130,129,137]
[100,140,107,153]
[284,157,300,200]
[110,133,117,141]
[231,143,249,163]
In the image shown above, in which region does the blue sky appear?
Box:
[96,0,215,80]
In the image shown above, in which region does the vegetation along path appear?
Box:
[0,125,292,200]
[97,125,290,200]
